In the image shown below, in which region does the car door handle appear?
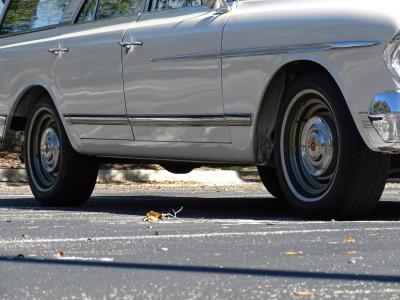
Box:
[48,47,69,55]
[119,41,143,48]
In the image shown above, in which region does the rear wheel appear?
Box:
[25,95,98,206]
[274,73,389,218]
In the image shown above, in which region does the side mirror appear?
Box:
[204,0,230,14]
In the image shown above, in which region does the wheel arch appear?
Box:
[9,85,50,131]
[7,84,81,152]
[254,59,344,164]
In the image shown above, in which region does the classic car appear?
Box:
[0,0,399,217]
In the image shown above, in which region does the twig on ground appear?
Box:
[162,206,183,220]
[144,206,183,222]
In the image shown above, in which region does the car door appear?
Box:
[53,0,143,140]
[0,0,70,122]
[122,0,230,143]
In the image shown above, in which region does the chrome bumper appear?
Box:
[363,91,400,153]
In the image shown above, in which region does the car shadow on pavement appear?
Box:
[1,256,400,283]
[0,195,297,220]
[1,194,400,220]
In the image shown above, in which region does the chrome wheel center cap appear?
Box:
[300,117,333,177]
[306,133,321,159]
[40,128,60,173]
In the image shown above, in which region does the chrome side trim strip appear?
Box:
[128,114,252,127]
[65,114,253,127]
[64,115,129,125]
[221,41,380,58]
[224,113,253,126]
[149,51,220,62]
[149,41,379,62]
[329,41,380,48]
[129,115,226,126]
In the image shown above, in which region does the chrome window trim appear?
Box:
[71,0,88,23]
[0,0,8,25]
[149,41,380,62]
[65,113,252,126]
[71,12,140,27]
[0,0,10,34]
[60,0,84,24]
[74,0,146,24]
[143,1,208,16]
[0,25,59,39]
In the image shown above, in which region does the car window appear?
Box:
[0,0,70,35]
[77,0,141,23]
[0,1,4,14]
[154,0,202,11]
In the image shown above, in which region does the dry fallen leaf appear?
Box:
[144,210,164,222]
[292,289,315,297]
[154,230,160,236]
[283,251,304,256]
[344,237,356,243]
[54,251,65,258]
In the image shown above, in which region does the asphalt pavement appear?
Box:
[1,182,400,299]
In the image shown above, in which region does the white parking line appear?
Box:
[57,256,114,262]
[1,227,400,245]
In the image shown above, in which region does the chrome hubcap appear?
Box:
[281,89,339,202]
[28,107,61,192]
[300,117,333,177]
[40,128,60,173]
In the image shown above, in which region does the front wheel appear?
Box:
[274,74,389,218]
[25,95,98,206]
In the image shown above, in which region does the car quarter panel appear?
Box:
[0,29,76,140]
[222,0,400,155]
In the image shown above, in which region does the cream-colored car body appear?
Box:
[0,0,399,164]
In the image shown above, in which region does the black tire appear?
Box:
[24,95,98,206]
[274,73,389,218]
[257,166,284,199]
